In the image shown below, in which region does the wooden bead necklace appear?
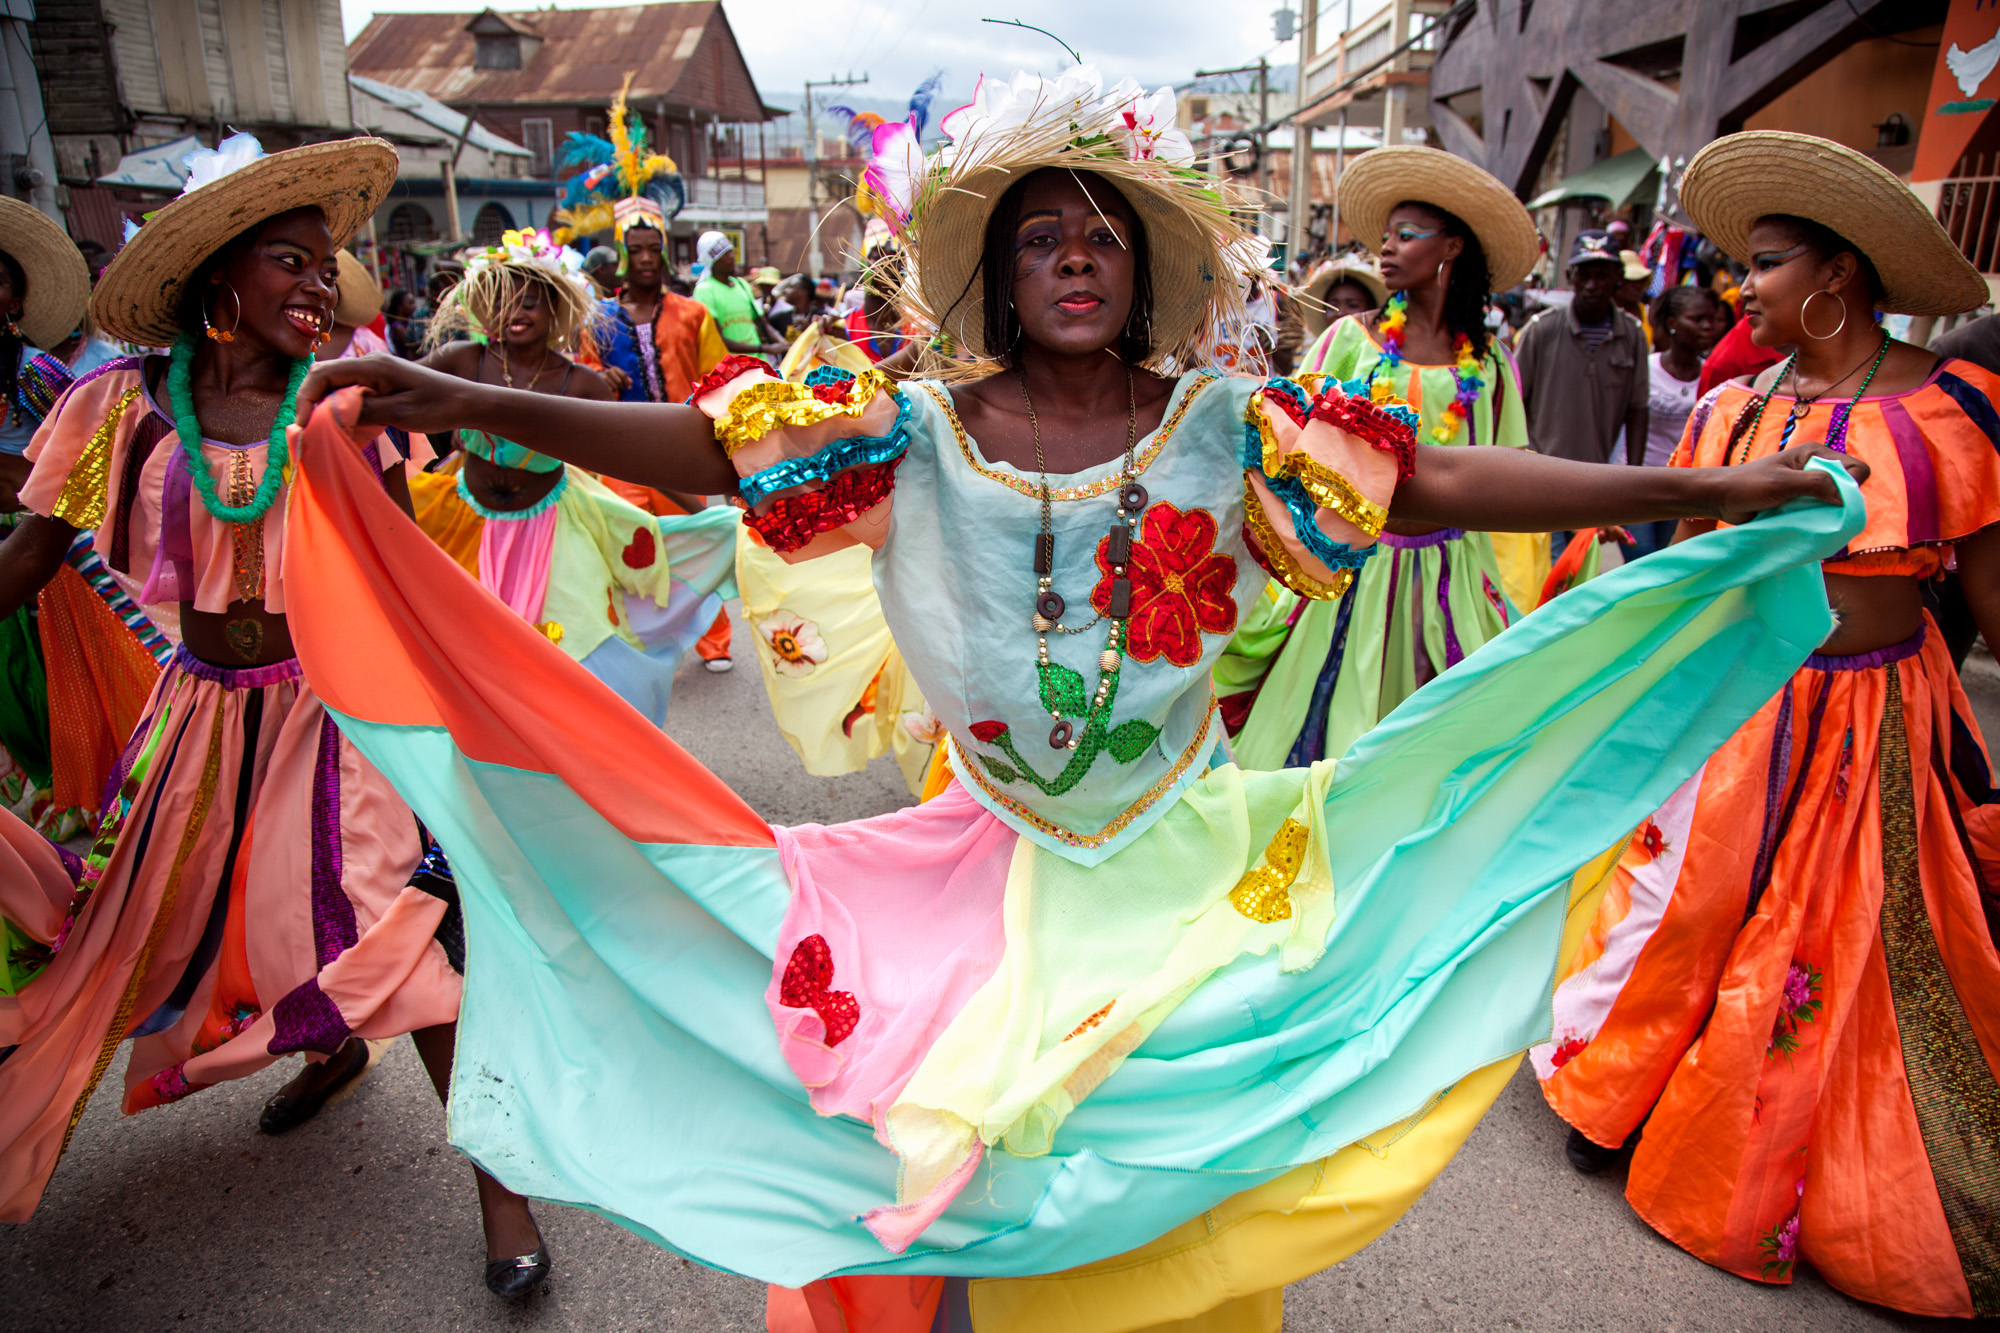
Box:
[1019,367,1145,751]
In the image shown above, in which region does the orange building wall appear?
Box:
[1742,27,1944,151]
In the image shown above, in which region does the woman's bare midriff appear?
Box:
[181,600,296,667]
[1819,572,1925,657]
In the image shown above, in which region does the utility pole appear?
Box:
[803,71,867,279]
[1255,57,1270,213]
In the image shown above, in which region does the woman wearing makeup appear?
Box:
[288,76,1864,1332]
[0,136,549,1299]
[1535,132,2000,1321]
[1221,148,1539,771]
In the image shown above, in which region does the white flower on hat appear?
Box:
[1101,80,1194,167]
[178,131,266,194]
[864,118,927,224]
[940,65,1106,169]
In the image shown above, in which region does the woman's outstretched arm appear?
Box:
[298,355,738,494]
[1391,440,1867,532]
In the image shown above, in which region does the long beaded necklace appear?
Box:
[1021,367,1146,751]
[1727,331,1890,465]
[1368,292,1484,444]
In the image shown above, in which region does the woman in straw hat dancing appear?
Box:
[1535,131,2000,1320]
[0,133,552,1298]
[290,68,1862,1331]
[1221,147,1541,771]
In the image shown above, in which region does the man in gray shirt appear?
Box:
[1515,230,1650,466]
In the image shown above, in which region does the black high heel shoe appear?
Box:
[1564,1126,1624,1173]
[258,1038,371,1135]
[485,1233,551,1299]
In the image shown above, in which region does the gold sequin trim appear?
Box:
[1876,671,2000,1315]
[1064,1001,1115,1041]
[62,706,224,1156]
[711,370,894,455]
[1241,476,1353,602]
[1248,400,1388,537]
[920,373,1216,501]
[49,386,140,530]
[1229,818,1310,923]
[950,699,1215,849]
[227,451,264,604]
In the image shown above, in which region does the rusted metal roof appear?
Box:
[347,1,769,120]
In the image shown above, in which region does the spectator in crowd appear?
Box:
[1515,229,1650,467]
[692,232,786,359]
[1629,285,1722,556]
[751,265,783,310]
[764,273,814,340]
[582,245,622,298]
[384,289,422,359]
[1616,250,1652,345]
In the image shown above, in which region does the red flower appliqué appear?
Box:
[779,934,860,1046]
[1549,1036,1589,1069]
[621,525,657,569]
[1090,501,1238,668]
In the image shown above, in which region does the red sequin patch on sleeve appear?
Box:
[779,934,860,1046]
[1307,392,1418,484]
[741,456,902,554]
[685,354,774,403]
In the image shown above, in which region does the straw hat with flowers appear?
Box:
[1301,255,1388,335]
[873,66,1262,367]
[1678,130,1987,317]
[1334,145,1541,292]
[0,197,89,349]
[93,133,398,348]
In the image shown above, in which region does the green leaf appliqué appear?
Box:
[1106,719,1160,764]
[1037,662,1090,716]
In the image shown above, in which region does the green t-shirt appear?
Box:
[694,275,761,347]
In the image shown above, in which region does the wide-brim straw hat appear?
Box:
[94,137,398,347]
[1301,255,1388,335]
[333,248,384,328]
[0,197,89,349]
[1679,131,1987,317]
[1336,145,1540,292]
[914,159,1245,364]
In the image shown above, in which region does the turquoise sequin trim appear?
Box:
[457,467,568,520]
[738,388,914,508]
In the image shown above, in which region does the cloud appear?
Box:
[343,0,1297,118]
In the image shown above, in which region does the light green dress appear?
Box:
[1225,315,1528,769]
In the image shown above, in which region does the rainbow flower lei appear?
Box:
[1368,292,1485,445]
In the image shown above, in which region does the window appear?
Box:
[1189,97,1209,119]
[522,119,554,178]
[385,203,436,244]
[474,33,521,69]
[472,202,515,247]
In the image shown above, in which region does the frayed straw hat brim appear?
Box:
[334,248,384,328]
[0,197,89,349]
[93,137,398,347]
[1679,131,1988,317]
[913,159,1242,365]
[1336,146,1540,292]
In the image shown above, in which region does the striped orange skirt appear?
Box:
[1535,619,2000,1319]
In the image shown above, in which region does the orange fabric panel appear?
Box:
[406,471,482,578]
[38,562,163,811]
[695,610,732,659]
[765,1277,944,1333]
[284,390,774,850]
[1822,546,1948,579]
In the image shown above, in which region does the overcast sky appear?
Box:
[340,0,1301,112]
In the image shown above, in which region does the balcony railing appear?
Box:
[1939,155,2000,274]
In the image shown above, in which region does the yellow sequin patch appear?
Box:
[538,621,564,644]
[712,370,893,455]
[1242,476,1354,602]
[49,386,140,530]
[1229,817,1310,923]
[1249,400,1389,537]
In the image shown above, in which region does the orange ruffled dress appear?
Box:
[1535,359,2000,1319]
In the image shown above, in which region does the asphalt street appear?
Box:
[4,606,1991,1333]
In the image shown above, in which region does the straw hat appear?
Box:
[1335,145,1540,291]
[906,68,1255,365]
[1678,131,1987,317]
[333,248,383,328]
[94,135,398,347]
[1301,255,1388,335]
[0,197,89,349]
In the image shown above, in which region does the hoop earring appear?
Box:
[205,282,242,343]
[0,310,18,338]
[1800,289,1847,341]
[1436,261,1448,285]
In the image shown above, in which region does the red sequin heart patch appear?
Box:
[621,526,657,569]
[779,934,859,1046]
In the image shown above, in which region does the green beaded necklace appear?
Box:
[169,331,314,524]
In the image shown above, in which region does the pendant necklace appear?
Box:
[1019,367,1146,750]
[1729,332,1889,465]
